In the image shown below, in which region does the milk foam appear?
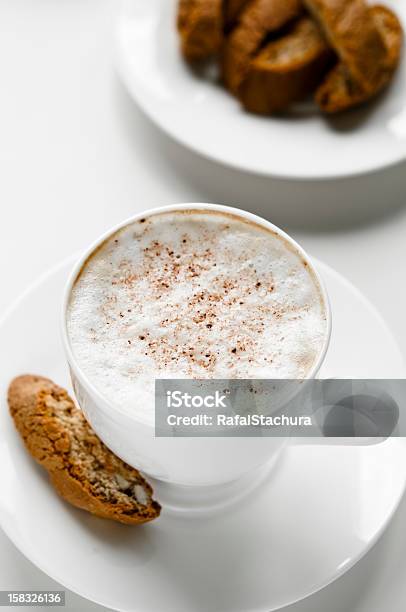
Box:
[67,210,328,420]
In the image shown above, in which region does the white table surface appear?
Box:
[1,0,406,610]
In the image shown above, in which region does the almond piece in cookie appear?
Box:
[178,0,223,62]
[304,0,389,94]
[239,16,333,114]
[222,0,303,94]
[8,375,161,525]
[316,5,403,113]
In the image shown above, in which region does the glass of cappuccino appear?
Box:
[62,204,331,512]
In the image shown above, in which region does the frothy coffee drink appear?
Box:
[67,210,328,418]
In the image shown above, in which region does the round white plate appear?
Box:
[116,0,406,180]
[0,256,405,612]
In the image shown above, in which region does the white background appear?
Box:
[0,0,406,610]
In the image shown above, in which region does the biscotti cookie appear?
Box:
[304,0,389,93]
[8,375,161,525]
[239,16,333,114]
[316,4,403,112]
[222,0,303,94]
[178,0,223,61]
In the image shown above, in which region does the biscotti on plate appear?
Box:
[176,0,403,116]
[8,375,161,525]
[222,0,303,93]
[239,16,333,114]
[315,4,403,113]
[178,0,224,61]
[304,0,388,92]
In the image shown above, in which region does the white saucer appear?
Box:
[115,0,406,180]
[0,256,405,612]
